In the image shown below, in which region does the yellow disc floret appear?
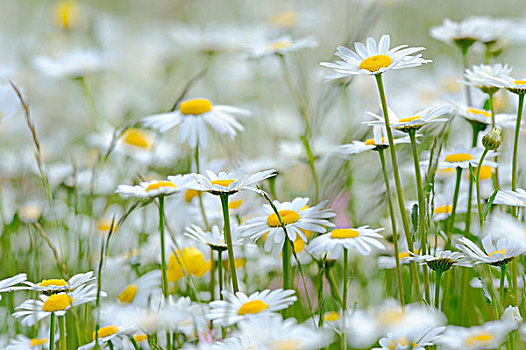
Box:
[323,311,339,322]
[433,205,453,215]
[359,55,393,73]
[444,153,473,163]
[211,179,235,187]
[42,294,72,312]
[331,228,360,239]
[133,334,148,342]
[365,137,385,145]
[488,249,507,258]
[184,189,199,202]
[269,11,298,28]
[267,40,292,52]
[465,332,494,346]
[467,107,491,117]
[238,300,269,315]
[93,325,120,340]
[228,200,243,209]
[53,0,80,30]
[39,279,68,288]
[121,128,154,150]
[514,80,526,85]
[145,181,176,192]
[275,340,301,350]
[180,98,213,115]
[267,210,301,227]
[398,116,420,123]
[30,338,49,347]
[118,284,138,303]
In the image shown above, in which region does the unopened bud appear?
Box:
[482,128,502,150]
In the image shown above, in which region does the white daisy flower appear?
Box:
[24,271,93,294]
[373,326,446,350]
[336,125,411,156]
[430,18,484,47]
[247,36,318,57]
[78,323,135,350]
[436,145,495,170]
[240,197,335,257]
[207,289,297,327]
[407,250,468,272]
[363,103,452,133]
[237,314,332,349]
[0,273,27,300]
[189,168,276,195]
[33,49,104,79]
[142,98,249,148]
[456,235,525,266]
[185,224,245,251]
[6,326,55,350]
[116,270,162,306]
[115,175,188,199]
[320,34,430,80]
[484,74,526,95]
[451,103,517,129]
[307,226,385,258]
[438,321,510,349]
[461,64,512,93]
[13,284,101,326]
[493,188,526,207]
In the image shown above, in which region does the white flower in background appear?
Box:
[377,240,420,270]
[240,197,335,257]
[430,18,485,46]
[374,326,446,350]
[493,188,526,207]
[484,74,526,95]
[436,145,495,170]
[185,224,245,251]
[207,289,296,327]
[247,36,318,57]
[457,235,525,266]
[438,321,510,349]
[24,271,93,294]
[78,323,135,350]
[486,212,526,249]
[501,306,522,331]
[461,64,512,93]
[451,103,517,129]
[0,274,27,300]
[142,98,248,148]
[236,314,332,349]
[115,175,188,199]
[307,226,385,258]
[321,34,430,80]
[6,325,55,350]
[337,125,412,156]
[189,168,276,195]
[116,270,161,306]
[407,250,468,272]
[363,103,451,133]
[33,49,104,79]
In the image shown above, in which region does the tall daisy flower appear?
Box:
[115,175,188,199]
[493,188,526,207]
[436,146,495,170]
[24,272,94,294]
[0,273,27,300]
[451,103,517,130]
[207,289,296,327]
[336,125,411,156]
[240,197,335,257]
[461,64,512,94]
[116,270,161,306]
[430,18,484,48]
[247,36,318,58]
[457,235,525,266]
[185,224,245,252]
[374,326,446,350]
[438,321,510,350]
[307,226,385,258]
[78,323,135,350]
[142,98,249,149]
[320,34,430,80]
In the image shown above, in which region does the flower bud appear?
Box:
[482,128,502,150]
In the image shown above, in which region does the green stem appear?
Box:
[108,341,114,350]
[465,126,480,239]
[512,94,524,191]
[511,259,518,306]
[378,149,405,307]
[488,93,500,190]
[435,270,442,310]
[129,337,140,350]
[50,313,56,350]
[461,48,472,106]
[374,73,420,300]
[326,267,343,306]
[195,146,211,230]
[342,249,349,312]
[217,251,223,299]
[446,168,463,248]
[210,248,215,301]
[219,193,239,292]
[159,196,169,298]
[58,315,66,350]
[476,149,490,228]
[500,264,506,309]
[282,236,292,291]
[409,131,431,303]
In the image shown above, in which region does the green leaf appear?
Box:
[411,204,419,233]
[483,189,499,220]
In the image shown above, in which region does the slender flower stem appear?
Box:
[219,193,239,292]
[465,125,481,238]
[342,248,349,350]
[488,93,500,189]
[374,73,420,299]
[210,248,215,301]
[50,313,56,350]
[446,168,463,248]
[500,264,507,308]
[512,94,525,191]
[326,267,343,306]
[129,337,140,350]
[159,196,169,298]
[194,146,211,230]
[435,270,443,310]
[378,149,405,307]
[476,149,490,228]
[217,251,223,299]
[58,315,66,350]
[461,48,472,106]
[282,236,292,292]
[408,131,431,302]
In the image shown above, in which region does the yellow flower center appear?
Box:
[97,219,115,232]
[398,251,410,259]
[39,279,68,287]
[331,228,360,239]
[122,128,154,150]
[323,311,339,322]
[53,0,80,30]
[378,309,405,327]
[118,284,138,303]
[93,325,120,340]
[467,107,491,117]
[292,237,306,253]
[514,80,526,85]
[444,153,473,163]
[434,205,453,215]
[133,334,148,342]
[179,98,213,115]
[228,200,243,209]
[469,165,493,180]
[275,340,301,350]
[269,11,298,28]
[465,332,494,346]
[267,210,301,227]
[267,40,292,51]
[30,338,49,347]
[488,249,507,258]
[145,181,176,192]
[211,179,235,187]
[359,55,393,72]
[42,294,72,312]
[388,337,409,349]
[398,116,420,123]
[365,137,385,145]
[238,300,269,315]
[167,247,209,282]
[184,189,199,202]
